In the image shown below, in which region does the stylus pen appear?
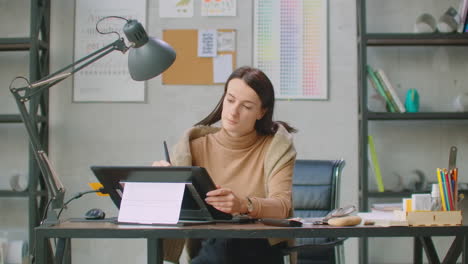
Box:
[163,140,171,163]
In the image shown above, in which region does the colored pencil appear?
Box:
[437,168,447,211]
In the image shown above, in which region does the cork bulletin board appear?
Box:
[162,29,236,85]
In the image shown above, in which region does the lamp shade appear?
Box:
[124,20,176,81]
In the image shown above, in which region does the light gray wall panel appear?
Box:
[1,0,358,263]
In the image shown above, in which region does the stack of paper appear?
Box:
[371,203,403,212]
[358,212,408,227]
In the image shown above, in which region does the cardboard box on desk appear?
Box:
[394,210,462,226]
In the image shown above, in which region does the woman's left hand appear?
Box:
[205,186,245,214]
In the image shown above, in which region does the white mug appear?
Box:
[414,13,437,33]
[438,7,459,33]
[453,92,468,112]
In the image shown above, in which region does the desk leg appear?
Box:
[420,237,440,264]
[442,236,463,264]
[55,238,72,264]
[463,235,467,264]
[148,238,163,264]
[414,237,423,264]
[34,231,47,264]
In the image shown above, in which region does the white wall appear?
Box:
[45,0,359,263]
[0,0,358,263]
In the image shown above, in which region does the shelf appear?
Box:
[0,190,29,197]
[365,33,468,46]
[0,114,22,123]
[0,190,48,197]
[355,2,468,263]
[368,191,424,198]
[0,114,47,123]
[1,0,51,256]
[366,112,468,120]
[368,189,468,198]
[0,38,48,51]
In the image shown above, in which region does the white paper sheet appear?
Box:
[118,182,185,224]
[198,30,217,57]
[159,0,194,18]
[217,31,236,52]
[213,54,232,83]
[201,0,236,16]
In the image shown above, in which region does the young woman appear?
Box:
[154,66,297,264]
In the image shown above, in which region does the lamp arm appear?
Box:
[10,92,63,208]
[14,38,128,100]
[9,37,128,209]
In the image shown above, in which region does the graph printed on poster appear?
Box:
[254,0,328,100]
[73,0,147,102]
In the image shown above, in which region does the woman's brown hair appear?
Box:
[195,66,297,135]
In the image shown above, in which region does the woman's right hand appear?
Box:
[152,160,171,166]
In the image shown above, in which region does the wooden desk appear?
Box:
[35,220,468,264]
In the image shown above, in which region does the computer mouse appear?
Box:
[85,208,106,220]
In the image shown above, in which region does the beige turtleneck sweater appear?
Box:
[189,128,293,218]
[163,125,297,263]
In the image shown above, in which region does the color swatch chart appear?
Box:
[254,0,327,99]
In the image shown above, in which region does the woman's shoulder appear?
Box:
[272,123,294,144]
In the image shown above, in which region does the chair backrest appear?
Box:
[292,159,345,219]
[291,159,346,264]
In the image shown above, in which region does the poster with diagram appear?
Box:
[73,0,146,102]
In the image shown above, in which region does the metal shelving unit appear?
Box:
[0,0,50,254]
[357,1,468,263]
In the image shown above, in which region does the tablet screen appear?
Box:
[91,166,232,221]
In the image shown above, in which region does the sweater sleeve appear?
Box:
[248,158,294,219]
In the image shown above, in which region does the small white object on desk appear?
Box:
[5,240,28,264]
[357,212,408,227]
[430,183,442,211]
[412,193,432,211]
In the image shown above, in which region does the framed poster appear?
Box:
[254,0,328,99]
[73,0,147,102]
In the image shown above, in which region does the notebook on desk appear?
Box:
[91,166,250,224]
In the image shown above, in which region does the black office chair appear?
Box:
[283,159,346,264]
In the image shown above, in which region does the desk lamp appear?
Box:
[9,16,176,219]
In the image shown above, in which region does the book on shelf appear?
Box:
[368,135,385,192]
[375,69,406,113]
[366,65,396,113]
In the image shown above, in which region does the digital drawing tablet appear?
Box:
[90,166,233,222]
